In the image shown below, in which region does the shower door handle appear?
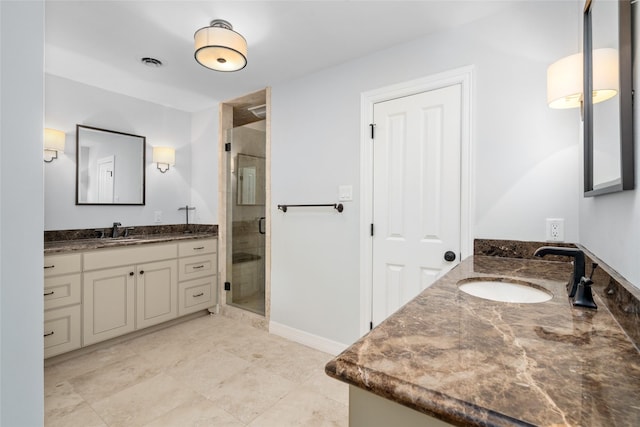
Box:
[258,217,266,235]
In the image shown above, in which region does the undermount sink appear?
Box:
[457,278,553,304]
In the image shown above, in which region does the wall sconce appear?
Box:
[547,48,618,110]
[43,128,65,163]
[194,19,247,72]
[152,146,175,173]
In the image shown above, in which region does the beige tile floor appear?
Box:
[45,314,348,427]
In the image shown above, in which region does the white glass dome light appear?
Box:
[194,19,247,72]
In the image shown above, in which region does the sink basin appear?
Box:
[457,278,552,303]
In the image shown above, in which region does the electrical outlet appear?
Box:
[154,211,162,223]
[546,218,565,242]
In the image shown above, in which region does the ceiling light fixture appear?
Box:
[194,19,247,72]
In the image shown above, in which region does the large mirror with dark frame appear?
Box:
[583,0,634,196]
[76,125,146,205]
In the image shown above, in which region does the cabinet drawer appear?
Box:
[84,243,177,271]
[178,239,216,257]
[178,276,216,316]
[178,254,217,281]
[44,305,81,358]
[44,253,81,277]
[44,274,81,310]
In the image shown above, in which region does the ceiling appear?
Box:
[45,1,513,113]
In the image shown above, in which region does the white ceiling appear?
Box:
[45,1,513,112]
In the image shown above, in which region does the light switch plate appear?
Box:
[154,211,162,223]
[338,185,353,201]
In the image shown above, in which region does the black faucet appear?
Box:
[111,222,121,238]
[533,246,585,298]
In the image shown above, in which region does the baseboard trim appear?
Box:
[269,321,348,356]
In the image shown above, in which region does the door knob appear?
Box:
[444,251,456,262]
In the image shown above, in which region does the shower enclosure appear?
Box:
[225,120,266,315]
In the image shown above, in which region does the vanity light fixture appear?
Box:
[547,48,619,109]
[44,128,65,163]
[194,19,247,72]
[152,146,175,173]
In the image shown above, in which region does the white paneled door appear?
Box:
[372,84,462,327]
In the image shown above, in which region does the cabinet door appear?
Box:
[136,259,178,329]
[83,266,135,346]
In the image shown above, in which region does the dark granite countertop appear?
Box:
[326,256,640,426]
[44,232,216,254]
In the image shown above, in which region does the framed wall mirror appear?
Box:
[76,125,146,205]
[583,0,634,196]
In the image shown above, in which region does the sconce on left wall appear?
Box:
[153,146,175,173]
[44,128,65,163]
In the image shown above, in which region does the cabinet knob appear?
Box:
[193,246,205,250]
[44,331,54,337]
[129,272,134,276]
[444,251,457,262]
[44,265,55,269]
[44,290,55,296]
[193,292,205,298]
[139,270,144,275]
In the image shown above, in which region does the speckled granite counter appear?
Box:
[44,224,217,254]
[326,256,640,426]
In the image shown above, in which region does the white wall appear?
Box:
[270,1,581,346]
[45,75,194,230]
[579,6,640,288]
[0,1,45,425]
[190,106,219,225]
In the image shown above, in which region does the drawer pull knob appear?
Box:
[193,292,205,297]
[129,272,135,276]
[44,265,55,269]
[193,246,205,250]
[139,270,144,275]
[44,331,54,337]
[193,265,205,269]
[44,291,55,296]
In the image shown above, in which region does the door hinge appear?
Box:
[369,123,376,139]
[370,223,374,236]
[224,142,231,152]
[369,321,373,331]
[224,281,231,291]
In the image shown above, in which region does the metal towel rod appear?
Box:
[277,203,344,213]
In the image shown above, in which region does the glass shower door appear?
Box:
[225,122,266,315]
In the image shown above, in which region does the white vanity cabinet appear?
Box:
[82,243,178,346]
[44,253,82,358]
[178,239,218,315]
[44,237,217,358]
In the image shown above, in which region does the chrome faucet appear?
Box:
[533,246,585,298]
[111,222,121,238]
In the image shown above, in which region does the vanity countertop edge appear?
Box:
[44,232,216,254]
[326,255,640,426]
